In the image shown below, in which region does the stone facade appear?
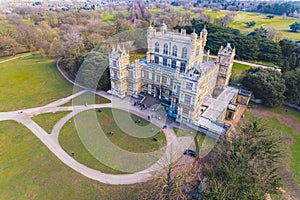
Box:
[109,24,236,127]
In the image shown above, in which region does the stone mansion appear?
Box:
[109,24,250,137]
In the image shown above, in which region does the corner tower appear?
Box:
[109,45,130,98]
[216,43,235,88]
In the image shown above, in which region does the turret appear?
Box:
[216,43,236,89]
[191,29,198,43]
[160,23,167,34]
[200,26,207,47]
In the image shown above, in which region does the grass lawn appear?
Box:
[130,52,146,62]
[230,62,251,83]
[245,105,300,189]
[62,92,111,106]
[248,59,275,67]
[59,108,166,173]
[173,127,196,137]
[0,52,31,62]
[32,111,71,134]
[0,120,142,199]
[230,12,300,41]
[0,54,73,111]
[201,10,300,41]
[203,9,228,22]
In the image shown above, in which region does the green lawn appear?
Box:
[32,111,71,134]
[248,59,275,67]
[230,12,300,41]
[173,127,196,137]
[130,52,146,62]
[0,120,141,199]
[203,9,228,21]
[230,62,251,83]
[0,52,30,62]
[201,10,300,41]
[0,54,73,111]
[62,92,111,106]
[59,108,166,173]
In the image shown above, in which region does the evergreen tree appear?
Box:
[199,120,282,199]
[242,68,286,107]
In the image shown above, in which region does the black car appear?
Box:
[183,149,197,157]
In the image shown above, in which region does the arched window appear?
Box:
[163,43,168,54]
[155,42,159,53]
[172,45,177,57]
[182,47,187,59]
[180,62,186,72]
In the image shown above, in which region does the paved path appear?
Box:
[208,55,277,70]
[0,90,194,185]
[0,53,32,64]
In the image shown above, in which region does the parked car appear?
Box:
[183,149,196,157]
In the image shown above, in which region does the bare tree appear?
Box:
[139,151,201,200]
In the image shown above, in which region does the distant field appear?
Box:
[0,55,73,111]
[0,120,141,199]
[195,9,300,41]
[230,12,300,41]
[203,9,228,21]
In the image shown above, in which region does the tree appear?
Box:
[279,39,296,58]
[139,153,201,200]
[242,68,286,107]
[199,120,282,199]
[214,13,234,27]
[77,51,110,90]
[246,21,256,28]
[290,22,300,32]
[284,68,300,106]
[0,35,25,56]
[266,26,282,41]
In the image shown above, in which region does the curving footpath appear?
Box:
[0,90,194,185]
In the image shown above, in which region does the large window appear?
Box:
[155,42,159,53]
[162,76,167,84]
[182,47,187,58]
[182,108,189,116]
[180,62,186,72]
[163,43,168,54]
[113,71,118,79]
[144,71,149,79]
[154,56,159,64]
[163,58,167,66]
[128,71,133,78]
[186,82,193,90]
[172,45,177,57]
[156,75,160,82]
[184,94,191,104]
[171,60,176,69]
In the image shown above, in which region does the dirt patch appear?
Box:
[249,108,300,133]
[283,135,295,144]
[279,164,300,199]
